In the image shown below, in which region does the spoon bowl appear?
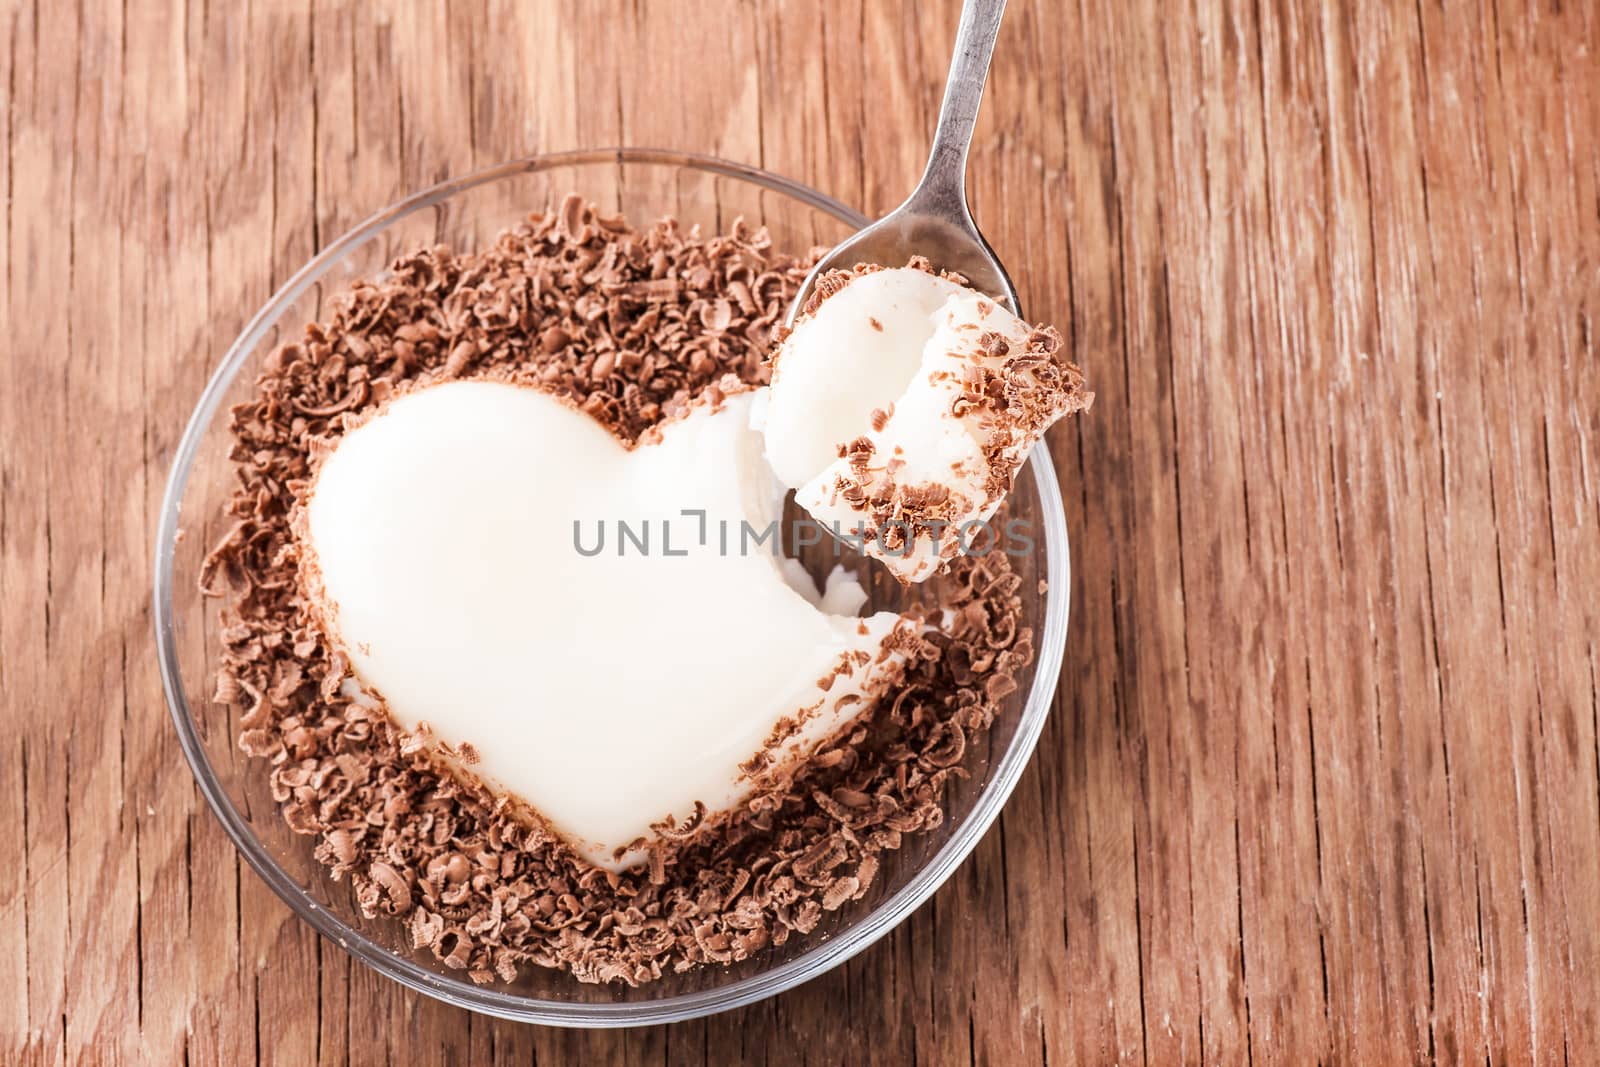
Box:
[792,192,1019,315]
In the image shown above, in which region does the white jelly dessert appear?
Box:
[303,379,913,871]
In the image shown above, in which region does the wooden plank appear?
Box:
[121,1,214,1058]
[1,0,1598,1062]
[7,0,88,1059]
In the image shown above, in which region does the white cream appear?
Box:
[758,267,969,487]
[767,270,1081,583]
[306,381,907,871]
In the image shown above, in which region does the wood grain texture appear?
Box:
[2,0,1597,1062]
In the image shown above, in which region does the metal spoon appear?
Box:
[789,0,1017,323]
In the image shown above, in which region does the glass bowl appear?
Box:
[154,148,1071,1026]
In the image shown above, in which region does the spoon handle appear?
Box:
[908,0,1008,217]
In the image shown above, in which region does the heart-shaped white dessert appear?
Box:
[303,380,911,870]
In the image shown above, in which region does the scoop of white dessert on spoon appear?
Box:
[760,269,1092,583]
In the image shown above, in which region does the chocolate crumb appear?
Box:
[207,201,1035,987]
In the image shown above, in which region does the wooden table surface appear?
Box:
[4,0,1598,1062]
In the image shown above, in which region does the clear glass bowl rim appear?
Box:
[152,147,1071,1027]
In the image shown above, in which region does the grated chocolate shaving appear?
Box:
[204,199,1035,986]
